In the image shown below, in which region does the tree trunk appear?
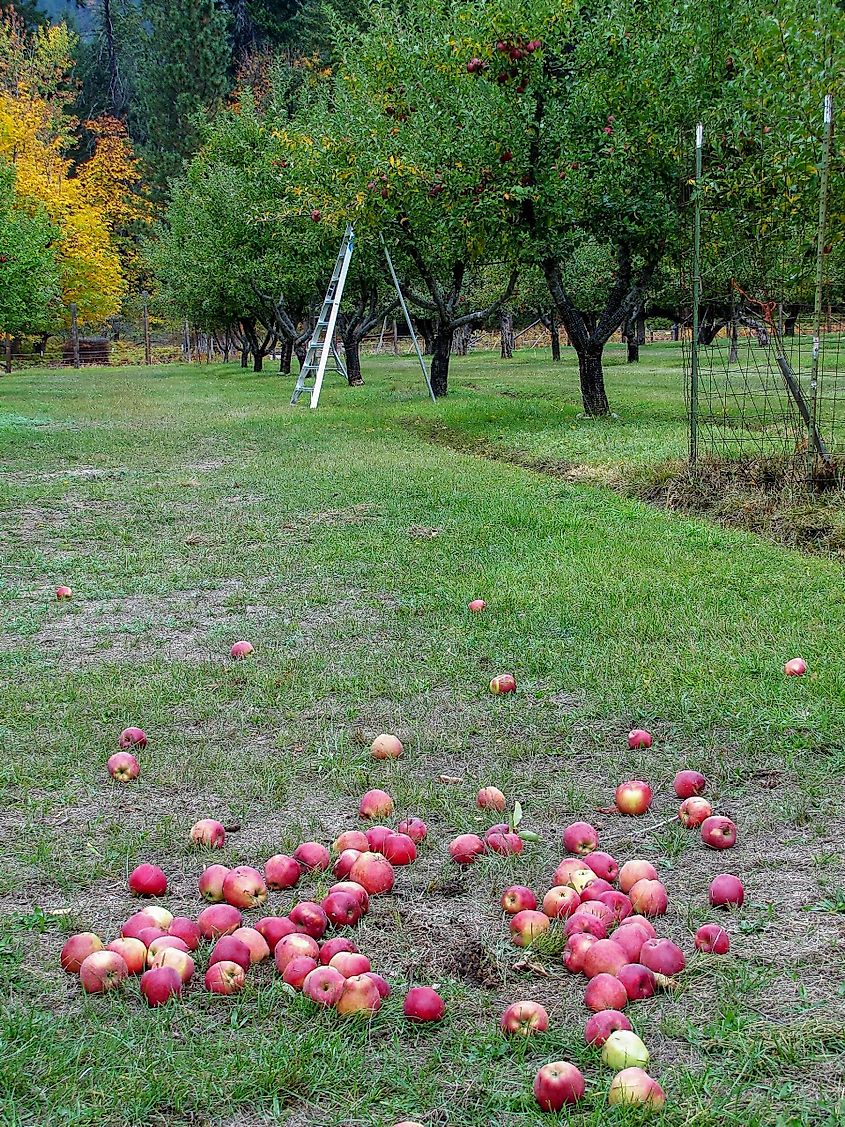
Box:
[343,336,364,385]
[430,327,454,397]
[4,336,12,374]
[500,311,514,359]
[418,318,435,355]
[451,325,472,356]
[550,312,561,362]
[294,341,308,370]
[253,351,263,372]
[240,348,249,368]
[576,349,609,417]
[671,322,680,342]
[625,306,645,363]
[784,308,798,337]
[279,338,293,374]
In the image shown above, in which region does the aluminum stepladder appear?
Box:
[291,224,355,408]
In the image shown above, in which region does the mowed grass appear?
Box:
[1,346,844,1127]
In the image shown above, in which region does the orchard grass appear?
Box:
[1,347,844,1127]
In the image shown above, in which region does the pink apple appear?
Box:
[500,1000,549,1036]
[151,947,194,984]
[371,733,403,760]
[610,924,648,962]
[222,866,267,909]
[337,974,382,1016]
[358,789,394,819]
[333,830,370,853]
[615,780,653,815]
[625,915,657,938]
[709,873,745,908]
[333,848,362,878]
[608,1067,666,1109]
[199,864,230,902]
[137,926,167,948]
[397,816,428,843]
[141,906,172,928]
[255,917,296,950]
[167,917,201,951]
[79,950,128,993]
[679,796,712,827]
[230,640,253,659]
[140,965,182,1006]
[695,923,730,954]
[128,863,167,897]
[533,1061,585,1110]
[701,815,737,850]
[573,902,615,930]
[264,854,301,890]
[209,936,251,972]
[477,786,506,811]
[302,965,346,1007]
[640,937,685,976]
[120,913,156,941]
[205,959,246,995]
[61,932,103,974]
[146,936,189,964]
[319,937,358,965]
[564,913,607,940]
[283,955,319,990]
[382,833,417,866]
[448,834,486,864]
[510,910,550,948]
[55,585,73,600]
[119,726,147,749]
[468,598,486,612]
[197,903,242,940]
[618,860,658,894]
[231,927,271,964]
[107,752,140,781]
[329,952,372,978]
[190,819,226,848]
[501,885,537,914]
[289,901,328,939]
[627,728,652,749]
[542,885,580,919]
[617,962,656,1000]
[628,879,668,917]
[364,826,391,854]
[489,673,516,694]
[674,769,706,798]
[584,973,628,1013]
[584,1009,633,1046]
[403,986,444,1022]
[583,939,628,979]
[293,842,331,872]
[553,858,595,887]
[274,933,319,973]
[583,851,619,883]
[784,657,806,676]
[107,937,146,975]
[564,933,598,974]
[562,821,599,855]
[486,831,523,856]
[328,881,370,911]
[321,891,363,927]
[366,972,391,998]
[599,891,633,924]
[580,878,615,904]
[484,822,509,842]
[349,852,395,895]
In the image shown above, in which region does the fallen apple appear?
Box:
[107,937,146,975]
[627,728,652,749]
[397,816,428,843]
[61,932,103,974]
[500,1000,549,1036]
[598,891,633,924]
[609,924,648,962]
[209,936,251,972]
[628,879,668,917]
[489,673,516,695]
[197,903,242,940]
[107,752,140,781]
[140,965,182,1006]
[554,858,595,887]
[274,933,320,973]
[562,821,599,856]
[293,842,331,872]
[328,880,370,911]
[542,885,580,919]
[564,912,607,940]
[501,885,538,914]
[337,973,382,1016]
[485,831,523,856]
[639,937,685,976]
[673,769,706,798]
[584,1009,633,1046]
[617,962,656,1001]
[222,866,268,909]
[141,906,172,929]
[476,786,506,812]
[583,852,619,883]
[468,598,486,612]
[329,951,372,978]
[289,901,329,939]
[695,923,730,954]
[333,848,362,878]
[602,1029,649,1070]
[79,950,128,993]
[784,657,806,676]
[283,955,319,990]
[189,819,226,848]
[700,815,737,850]
[371,733,403,760]
[584,973,628,1013]
[302,965,346,1007]
[198,864,231,902]
[563,933,598,974]
[510,910,550,948]
[448,833,486,864]
[403,986,444,1022]
[205,959,247,995]
[618,860,658,894]
[231,927,271,964]
[146,935,189,964]
[150,947,194,984]
[358,789,394,819]
[119,726,147,750]
[709,873,745,909]
[582,939,628,979]
[365,825,392,852]
[382,832,417,866]
[349,851,394,895]
[332,830,370,853]
[321,891,363,928]
[533,1061,585,1110]
[615,780,653,815]
[120,913,156,941]
[230,640,254,659]
[55,585,73,600]
[128,863,167,897]
[168,917,201,951]
[678,796,712,827]
[366,972,391,998]
[319,937,358,965]
[264,854,301,890]
[256,916,296,950]
[607,1067,665,1109]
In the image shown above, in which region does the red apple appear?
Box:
[617,962,656,1001]
[205,959,246,995]
[584,1009,633,1046]
[533,1061,585,1110]
[329,951,371,978]
[583,852,618,883]
[230,640,253,659]
[486,831,523,856]
[199,864,230,902]
[302,965,346,1007]
[79,950,128,993]
[137,926,167,948]
[564,913,607,940]
[61,932,103,974]
[150,947,194,984]
[349,851,395,894]
[107,752,140,781]
[146,935,189,964]
[553,858,594,888]
[584,973,628,1013]
[542,885,580,919]
[579,877,614,902]
[618,860,658,894]
[709,873,744,909]
[328,881,370,911]
[627,728,652,749]
[562,933,596,974]
[609,924,648,962]
[575,902,615,930]
[501,885,537,914]
[403,986,444,1022]
[701,815,737,850]
[333,830,369,853]
[510,910,550,948]
[274,933,320,973]
[333,848,362,878]
[679,796,712,827]
[119,726,147,749]
[608,1067,666,1109]
[189,819,226,848]
[310,209,322,223]
[107,937,146,975]
[293,842,331,872]
[140,965,182,1006]
[283,955,319,990]
[255,916,295,950]
[209,936,251,972]
[366,972,391,998]
[358,789,394,819]
[562,821,599,855]
[321,891,362,927]
[120,913,156,941]
[695,923,730,954]
[289,901,328,939]
[583,939,628,979]
[319,937,358,965]
[142,906,172,928]
[264,854,301,890]
[477,786,506,811]
[197,903,242,940]
[615,780,653,815]
[128,863,167,897]
[371,733,403,760]
[501,1000,549,1036]
[599,891,632,924]
[674,769,706,798]
[489,673,516,694]
[624,915,657,938]
[397,816,428,843]
[468,598,486,612]
[784,657,807,676]
[448,833,486,864]
[222,866,267,909]
[231,927,271,964]
[640,937,685,976]
[167,917,201,951]
[365,825,393,852]
[382,833,417,866]
[628,879,668,917]
[337,973,382,1015]
[55,585,73,600]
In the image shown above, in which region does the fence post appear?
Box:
[142,290,152,365]
[184,317,191,363]
[4,336,12,375]
[689,124,703,469]
[70,303,81,369]
[808,93,833,486]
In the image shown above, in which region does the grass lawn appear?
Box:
[1,344,844,1127]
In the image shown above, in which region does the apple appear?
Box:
[468,598,486,612]
[349,852,395,894]
[119,727,147,750]
[199,864,231,902]
[79,950,128,993]
[289,901,328,939]
[140,965,182,1006]
[328,881,370,911]
[55,585,72,600]
[563,933,598,974]
[137,926,167,948]
[584,973,628,1013]
[599,891,633,924]
[403,986,444,1022]
[222,866,267,909]
[209,936,251,972]
[107,937,146,975]
[230,640,253,659]
[147,936,189,964]
[264,854,301,890]
[197,903,242,939]
[608,1067,666,1109]
[397,816,428,843]
[489,673,516,695]
[371,734,403,760]
[274,933,320,973]
[283,955,319,990]
[628,879,668,917]
[365,825,392,852]
[310,209,322,223]
[61,932,103,973]
[701,815,737,850]
[618,860,658,894]
[679,796,713,827]
[231,927,271,964]
[584,1009,633,1046]
[502,885,538,914]
[293,842,331,871]
[602,1029,650,1070]
[359,789,394,819]
[128,863,167,897]
[639,938,685,976]
[319,937,358,965]
[302,965,346,1007]
[784,657,807,676]
[333,848,362,878]
[542,885,580,919]
[120,913,156,941]
[533,1061,585,1110]
[190,819,226,848]
[337,973,382,1016]
[627,728,652,749]
[615,780,653,815]
[476,786,506,811]
[151,947,194,984]
[500,1000,548,1036]
[141,905,172,928]
[321,891,363,927]
[583,939,628,979]
[583,852,619,883]
[617,962,656,1001]
[624,915,657,938]
[366,972,391,998]
[448,834,486,864]
[107,752,140,781]
[484,822,509,841]
[256,917,296,950]
[610,924,648,962]
[205,960,246,995]
[564,913,607,940]
[575,901,615,928]
[562,822,599,855]
[510,910,550,948]
[695,923,730,954]
[329,952,372,978]
[569,868,599,895]
[167,917,201,951]
[382,833,417,866]
[486,831,523,856]
[579,878,614,903]
[674,769,706,798]
[333,830,369,853]
[709,873,745,909]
